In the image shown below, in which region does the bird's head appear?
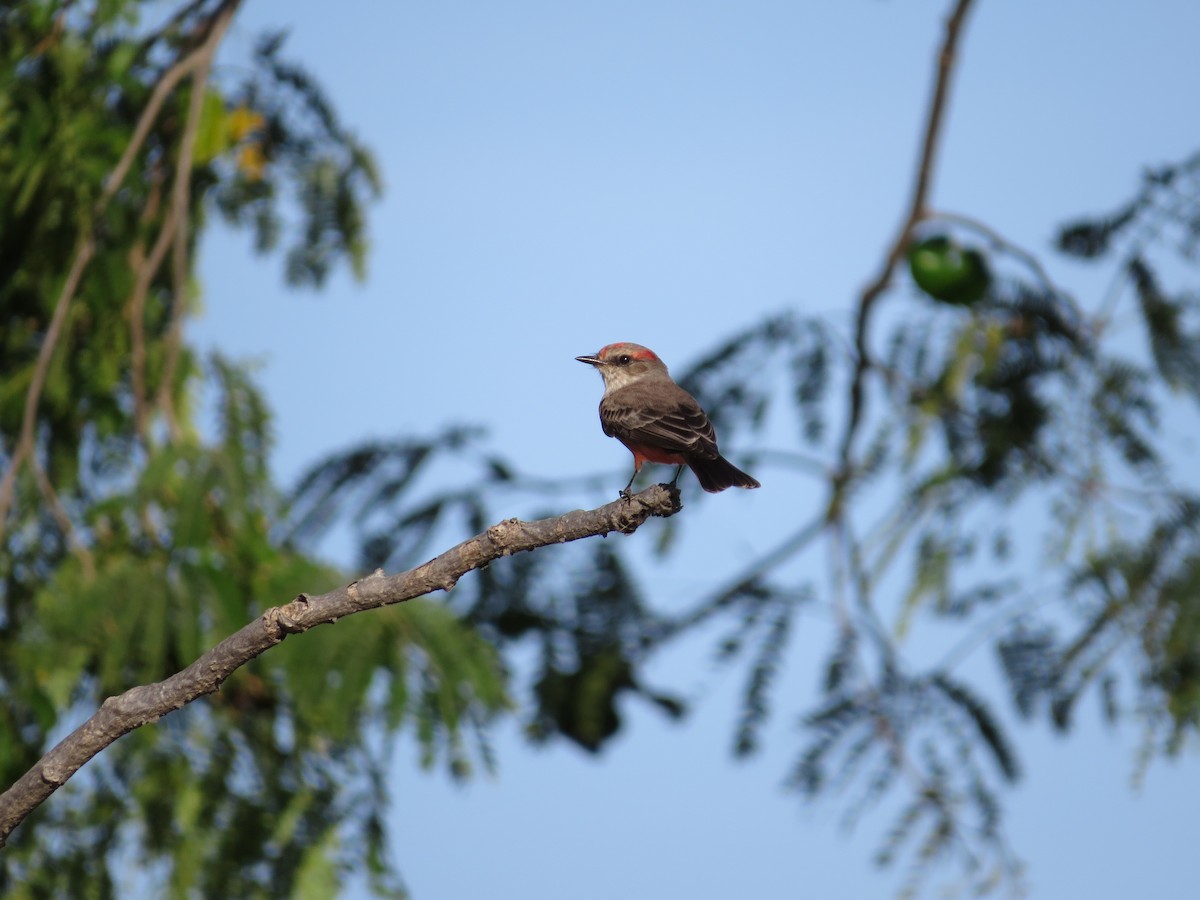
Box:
[576,342,670,390]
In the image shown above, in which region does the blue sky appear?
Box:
[193,2,1200,896]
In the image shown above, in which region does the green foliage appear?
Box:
[286,426,485,570]
[4,3,1200,898]
[789,664,1021,895]
[995,498,1200,745]
[678,312,831,446]
[212,32,383,287]
[1056,203,1138,259]
[290,443,686,753]
[1057,154,1200,263]
[4,358,507,896]
[532,647,634,752]
[0,2,493,897]
[887,277,1089,490]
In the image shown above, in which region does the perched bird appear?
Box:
[576,342,761,496]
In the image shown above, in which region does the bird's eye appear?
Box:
[617,355,631,365]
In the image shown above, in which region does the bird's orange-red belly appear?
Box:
[620,440,688,467]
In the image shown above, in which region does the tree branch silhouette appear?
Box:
[0,485,681,848]
[836,0,978,473]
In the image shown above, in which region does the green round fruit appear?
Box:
[907,235,991,305]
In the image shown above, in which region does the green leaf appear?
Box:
[192,88,231,165]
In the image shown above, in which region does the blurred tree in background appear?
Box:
[0,2,506,895]
[2,0,1200,897]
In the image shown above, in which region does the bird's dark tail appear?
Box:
[688,455,761,493]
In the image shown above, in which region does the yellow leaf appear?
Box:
[237,143,267,181]
[228,105,265,142]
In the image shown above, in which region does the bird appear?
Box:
[576,342,761,496]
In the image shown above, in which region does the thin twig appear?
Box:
[0,485,682,847]
[0,235,96,536]
[157,206,190,443]
[835,0,978,475]
[31,459,95,579]
[127,168,165,439]
[100,0,237,210]
[130,0,233,439]
[747,448,831,478]
[841,516,895,656]
[129,190,182,438]
[833,516,996,883]
[156,7,231,442]
[28,1,71,58]
[134,0,212,58]
[933,586,1050,674]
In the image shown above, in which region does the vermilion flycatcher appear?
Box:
[576,342,761,496]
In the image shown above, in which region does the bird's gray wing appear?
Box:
[600,384,719,459]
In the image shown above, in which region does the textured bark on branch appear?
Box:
[0,485,681,848]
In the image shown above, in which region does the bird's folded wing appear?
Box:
[600,398,719,459]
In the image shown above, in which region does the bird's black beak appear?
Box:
[575,355,603,366]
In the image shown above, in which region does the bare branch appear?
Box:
[835,0,978,476]
[0,485,682,847]
[154,6,227,444]
[0,235,95,535]
[130,1,232,439]
[157,204,190,443]
[128,186,182,438]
